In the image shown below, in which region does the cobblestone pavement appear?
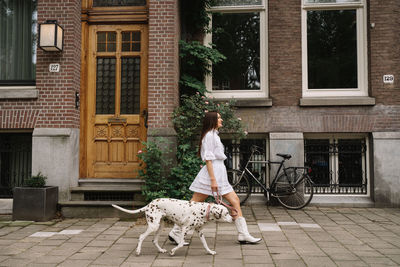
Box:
[0,205,399,266]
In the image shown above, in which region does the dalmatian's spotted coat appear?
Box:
[112,198,232,256]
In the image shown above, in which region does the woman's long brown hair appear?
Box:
[198,111,218,155]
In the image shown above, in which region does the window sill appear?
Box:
[300,97,375,106]
[0,87,38,99]
[216,97,272,107]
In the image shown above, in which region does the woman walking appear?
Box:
[169,111,261,245]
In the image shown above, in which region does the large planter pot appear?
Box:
[13,186,58,222]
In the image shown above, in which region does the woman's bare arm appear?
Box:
[206,160,218,192]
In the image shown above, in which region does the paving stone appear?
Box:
[301,256,336,267]
[273,259,306,267]
[58,259,92,267]
[32,255,68,264]
[151,258,185,266]
[0,258,33,266]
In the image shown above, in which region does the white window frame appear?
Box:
[301,0,368,98]
[304,133,370,196]
[205,1,268,99]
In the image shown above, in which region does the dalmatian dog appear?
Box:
[112,198,232,256]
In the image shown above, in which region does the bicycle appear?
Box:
[227,145,314,209]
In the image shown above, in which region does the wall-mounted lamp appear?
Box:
[38,20,64,52]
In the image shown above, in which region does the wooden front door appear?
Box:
[85,24,147,178]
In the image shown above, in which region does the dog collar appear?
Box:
[206,203,212,221]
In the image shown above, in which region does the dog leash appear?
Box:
[212,191,238,217]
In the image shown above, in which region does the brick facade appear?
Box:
[147,0,180,130]
[238,0,400,133]
[0,0,81,129]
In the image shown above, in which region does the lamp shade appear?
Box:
[38,20,64,52]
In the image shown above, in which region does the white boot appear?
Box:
[168,224,189,246]
[235,217,262,244]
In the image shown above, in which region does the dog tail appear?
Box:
[111,204,146,214]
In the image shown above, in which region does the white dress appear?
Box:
[189,129,234,196]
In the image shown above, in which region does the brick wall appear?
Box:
[0,0,81,129]
[268,0,302,106]
[147,0,180,130]
[369,0,400,104]
[244,0,400,133]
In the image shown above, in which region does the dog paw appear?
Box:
[169,250,176,256]
[207,250,217,255]
[159,249,167,253]
[135,249,141,256]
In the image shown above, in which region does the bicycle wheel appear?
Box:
[273,169,313,210]
[227,169,252,205]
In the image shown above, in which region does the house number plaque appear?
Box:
[49,63,60,72]
[383,75,394,84]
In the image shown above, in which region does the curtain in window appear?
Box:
[0,0,37,85]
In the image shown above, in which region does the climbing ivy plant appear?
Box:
[140,0,246,201]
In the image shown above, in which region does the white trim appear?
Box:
[301,0,368,98]
[205,2,268,99]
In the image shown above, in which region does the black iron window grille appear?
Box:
[222,138,266,193]
[305,138,367,194]
[0,133,32,198]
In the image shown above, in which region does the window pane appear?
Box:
[93,0,146,7]
[97,32,116,52]
[96,57,116,114]
[0,0,37,85]
[307,9,357,89]
[338,139,364,185]
[305,0,360,3]
[120,57,141,114]
[121,31,141,52]
[212,12,260,90]
[213,0,262,6]
[304,139,330,186]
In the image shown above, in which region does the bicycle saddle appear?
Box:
[276,153,292,160]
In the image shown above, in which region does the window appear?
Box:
[206,0,267,99]
[0,0,37,86]
[0,133,32,198]
[304,134,369,195]
[302,0,367,97]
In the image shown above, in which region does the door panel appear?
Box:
[86,25,147,178]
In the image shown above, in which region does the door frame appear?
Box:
[80,23,148,178]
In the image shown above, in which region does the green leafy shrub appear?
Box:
[169,144,204,200]
[24,172,47,187]
[138,139,173,202]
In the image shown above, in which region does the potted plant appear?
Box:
[12,172,58,221]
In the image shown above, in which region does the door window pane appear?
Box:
[120,57,140,114]
[97,32,116,52]
[121,31,141,52]
[96,57,116,114]
[212,12,260,90]
[0,0,37,85]
[213,0,262,6]
[93,0,146,7]
[307,9,357,89]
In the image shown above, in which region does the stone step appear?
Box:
[59,200,146,218]
[78,178,144,187]
[70,186,143,192]
[60,179,147,218]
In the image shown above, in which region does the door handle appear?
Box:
[142,109,148,128]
